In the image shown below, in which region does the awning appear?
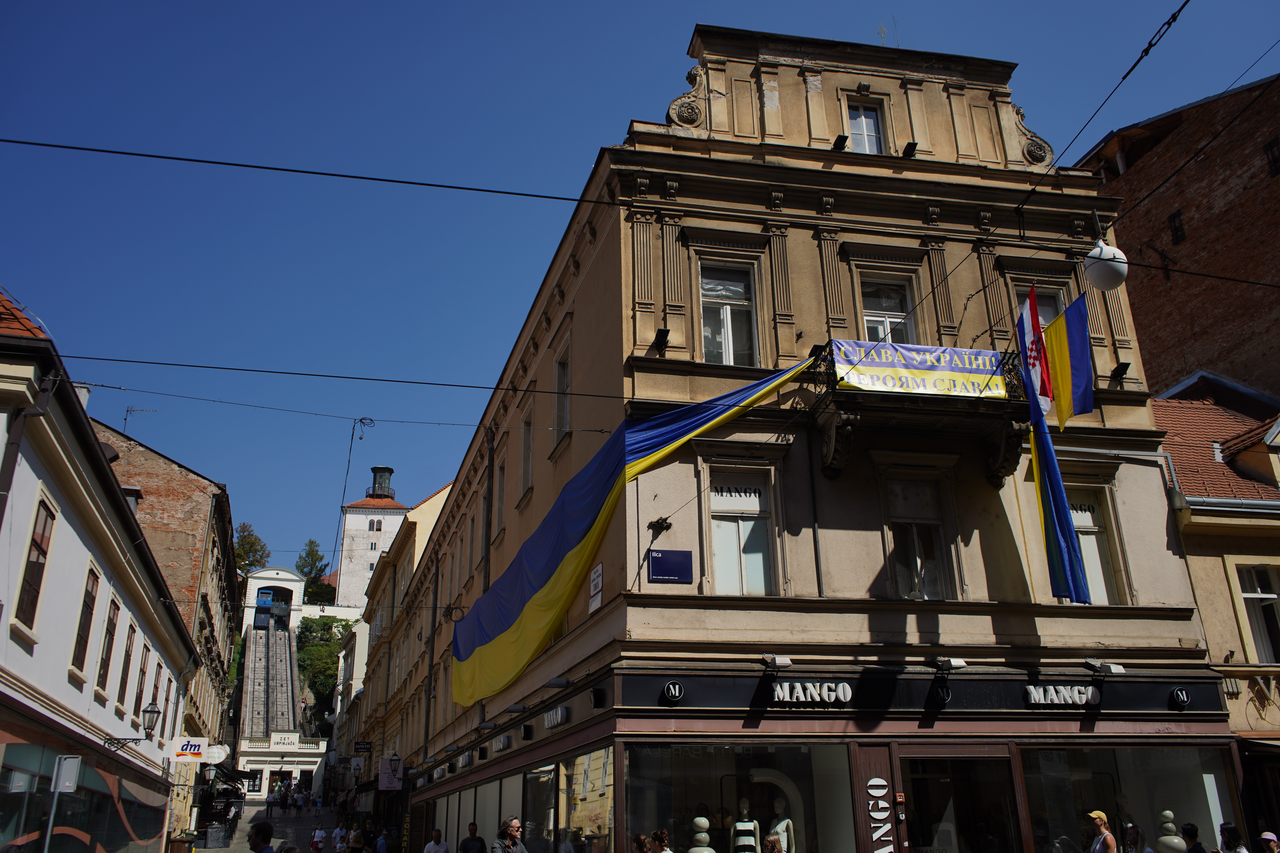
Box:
[354,779,378,794]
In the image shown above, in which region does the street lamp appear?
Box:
[389,752,400,775]
[104,703,162,752]
[203,765,218,783]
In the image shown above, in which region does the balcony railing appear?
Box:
[366,485,395,499]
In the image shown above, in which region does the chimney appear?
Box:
[74,384,92,409]
[367,466,395,500]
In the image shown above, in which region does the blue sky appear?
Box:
[2,2,1277,566]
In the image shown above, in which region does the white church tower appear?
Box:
[335,466,409,607]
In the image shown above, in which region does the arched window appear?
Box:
[368,519,375,532]
[375,519,383,532]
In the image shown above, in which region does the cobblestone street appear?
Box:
[225,805,359,853]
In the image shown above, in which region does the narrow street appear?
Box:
[226,806,375,853]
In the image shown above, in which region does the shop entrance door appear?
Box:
[898,756,1023,853]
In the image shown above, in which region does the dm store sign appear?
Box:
[171,737,208,763]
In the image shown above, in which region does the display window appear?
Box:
[624,744,854,853]
[1021,748,1239,853]
[900,757,1022,853]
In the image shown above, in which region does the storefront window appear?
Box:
[562,747,614,853]
[477,780,500,842]
[0,743,166,853]
[1021,748,1238,853]
[525,765,557,853]
[900,758,1022,853]
[625,744,853,853]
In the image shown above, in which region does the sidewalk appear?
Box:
[225,804,351,852]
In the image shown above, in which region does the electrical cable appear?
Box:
[0,137,621,208]
[75,380,611,431]
[1225,35,1280,91]
[835,1,1192,380]
[1113,55,1280,225]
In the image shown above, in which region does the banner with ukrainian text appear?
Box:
[451,358,814,706]
[833,340,1006,398]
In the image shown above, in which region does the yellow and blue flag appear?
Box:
[451,358,813,705]
[1017,297,1091,604]
[1043,297,1094,430]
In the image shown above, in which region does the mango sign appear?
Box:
[833,340,1006,399]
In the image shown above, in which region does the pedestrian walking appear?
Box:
[458,824,485,853]
[348,832,366,853]
[426,828,450,853]
[492,817,528,853]
[266,791,277,819]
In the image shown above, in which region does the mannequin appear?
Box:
[688,818,716,853]
[1154,812,1187,853]
[733,799,761,853]
[769,798,800,853]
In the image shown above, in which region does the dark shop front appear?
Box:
[410,665,1240,853]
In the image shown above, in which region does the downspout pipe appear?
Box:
[482,426,495,593]
[0,374,54,526]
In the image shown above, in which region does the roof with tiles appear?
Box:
[0,294,47,339]
[1153,398,1280,501]
[343,496,407,509]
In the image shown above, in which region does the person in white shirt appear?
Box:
[425,828,450,853]
[335,824,348,850]
[312,823,328,853]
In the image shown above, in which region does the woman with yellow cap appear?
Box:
[1089,812,1117,853]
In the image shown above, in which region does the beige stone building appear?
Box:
[379,26,1242,853]
[351,483,451,826]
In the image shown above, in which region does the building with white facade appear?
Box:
[0,295,199,853]
[334,466,409,607]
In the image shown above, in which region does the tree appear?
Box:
[234,523,271,575]
[296,539,335,604]
[295,616,353,738]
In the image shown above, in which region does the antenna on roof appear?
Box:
[878,24,887,46]
[123,406,157,435]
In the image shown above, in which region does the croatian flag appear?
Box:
[1017,284,1053,416]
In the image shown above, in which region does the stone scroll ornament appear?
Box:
[668,66,708,128]
[1013,104,1054,166]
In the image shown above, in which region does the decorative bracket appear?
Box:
[985,421,1030,488]
[818,411,860,480]
[668,66,708,129]
[1013,104,1053,166]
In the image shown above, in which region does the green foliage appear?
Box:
[296,539,334,604]
[234,523,271,575]
[296,616,351,738]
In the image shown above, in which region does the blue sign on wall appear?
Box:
[649,550,693,583]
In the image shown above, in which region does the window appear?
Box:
[495,461,506,531]
[708,471,775,596]
[71,567,100,671]
[861,280,915,343]
[555,353,571,441]
[700,266,756,366]
[368,562,374,571]
[368,519,375,532]
[1015,286,1064,329]
[96,600,120,692]
[16,500,56,628]
[886,479,948,600]
[468,514,477,572]
[133,644,150,718]
[160,678,172,741]
[1238,565,1280,663]
[1265,137,1280,177]
[521,415,534,493]
[117,624,136,706]
[847,101,884,154]
[1067,489,1122,604]
[370,542,377,551]
[375,519,382,532]
[1168,209,1186,245]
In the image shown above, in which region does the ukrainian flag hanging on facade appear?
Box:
[451,358,814,706]
[1042,296,1094,430]
[1016,288,1091,604]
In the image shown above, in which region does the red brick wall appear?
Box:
[1090,78,1280,397]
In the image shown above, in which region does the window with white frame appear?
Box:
[861,280,915,344]
[1239,565,1280,663]
[71,565,100,672]
[16,499,56,629]
[117,623,136,706]
[96,599,120,692]
[1015,284,1066,328]
[1067,489,1122,604]
[708,471,776,596]
[700,266,757,367]
[886,479,949,600]
[846,101,884,154]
